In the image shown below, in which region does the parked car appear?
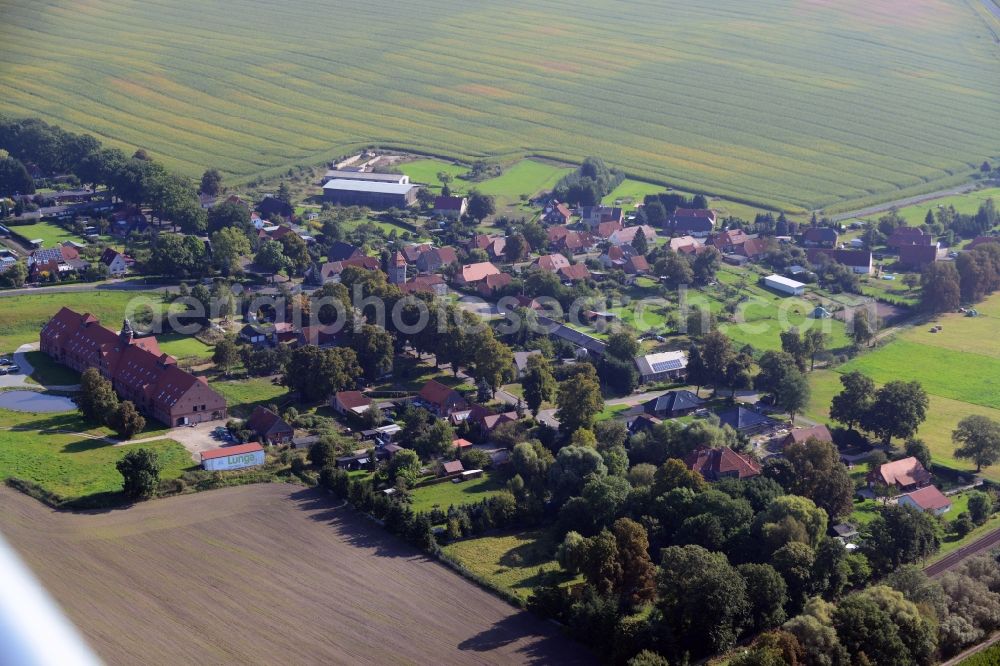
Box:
[7,365,21,373]
[0,357,11,365]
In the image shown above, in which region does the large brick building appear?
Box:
[40,308,227,426]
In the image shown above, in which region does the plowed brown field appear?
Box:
[0,484,590,665]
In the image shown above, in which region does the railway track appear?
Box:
[924,526,1000,577]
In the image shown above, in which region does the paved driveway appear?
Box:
[0,343,80,391]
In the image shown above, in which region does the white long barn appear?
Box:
[763,274,806,296]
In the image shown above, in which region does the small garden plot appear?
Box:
[409,471,506,515]
[441,529,578,603]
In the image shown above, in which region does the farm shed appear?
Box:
[634,351,688,383]
[763,274,806,296]
[201,443,265,472]
[322,179,418,208]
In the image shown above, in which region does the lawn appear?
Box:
[0,291,171,352]
[441,529,578,603]
[210,376,291,417]
[0,408,192,502]
[899,295,1000,359]
[156,332,214,360]
[24,350,80,386]
[8,220,79,247]
[409,470,506,514]
[807,369,1000,482]
[839,339,1000,410]
[5,1,997,211]
[602,179,662,209]
[399,159,467,192]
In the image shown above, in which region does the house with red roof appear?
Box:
[887,227,934,250]
[417,380,468,417]
[399,274,447,297]
[416,246,459,273]
[782,424,834,448]
[801,227,839,248]
[623,255,650,275]
[806,248,874,275]
[738,237,770,260]
[898,485,952,516]
[455,261,501,287]
[40,308,226,426]
[559,263,591,282]
[669,209,716,237]
[433,196,467,220]
[477,272,512,297]
[684,446,761,481]
[868,456,932,492]
[332,390,373,416]
[99,248,129,276]
[709,229,750,253]
[245,406,293,445]
[535,253,571,273]
[546,202,573,226]
[553,230,595,254]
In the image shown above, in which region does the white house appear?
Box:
[99,248,128,276]
[763,274,806,296]
[898,485,952,516]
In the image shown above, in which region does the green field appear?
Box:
[0,291,169,352]
[0,408,192,502]
[409,471,506,514]
[156,332,214,360]
[441,529,577,602]
[3,0,998,211]
[210,376,291,417]
[839,340,1000,410]
[9,220,79,247]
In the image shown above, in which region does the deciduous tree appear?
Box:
[116,448,161,500]
[953,414,1000,472]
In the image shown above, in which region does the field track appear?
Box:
[0,485,591,665]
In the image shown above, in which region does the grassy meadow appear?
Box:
[10,220,80,247]
[210,376,291,417]
[441,529,578,602]
[2,0,998,211]
[409,471,506,514]
[0,408,192,502]
[0,291,169,352]
[806,292,1000,480]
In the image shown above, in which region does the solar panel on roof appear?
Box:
[651,359,684,372]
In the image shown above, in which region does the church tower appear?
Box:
[388,251,407,285]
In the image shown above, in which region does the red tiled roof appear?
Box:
[784,425,833,445]
[684,446,761,480]
[536,253,571,272]
[903,485,951,512]
[419,380,464,408]
[873,457,932,487]
[624,255,650,274]
[335,390,371,409]
[246,406,291,436]
[452,438,473,449]
[547,226,571,242]
[459,261,501,283]
[559,263,590,281]
[739,237,769,258]
[442,460,465,475]
[201,442,264,461]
